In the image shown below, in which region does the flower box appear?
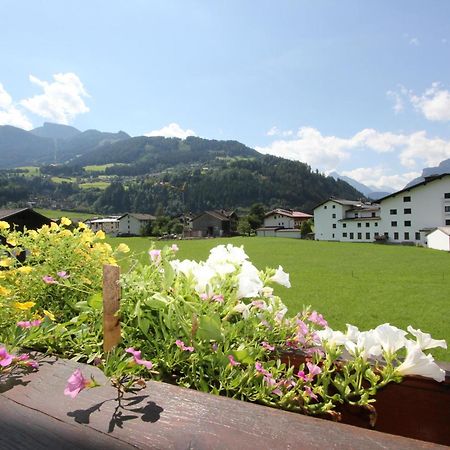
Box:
[279,350,450,446]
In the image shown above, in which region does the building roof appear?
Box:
[427,226,450,236]
[0,208,30,220]
[265,208,313,219]
[120,213,156,221]
[313,198,372,210]
[377,173,450,202]
[193,210,236,221]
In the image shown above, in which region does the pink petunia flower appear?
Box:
[304,386,318,401]
[42,275,56,284]
[296,362,322,382]
[261,341,275,352]
[125,347,153,369]
[149,249,161,263]
[0,347,13,367]
[175,340,194,352]
[170,244,179,252]
[199,293,209,301]
[308,311,328,327]
[64,369,90,398]
[212,294,224,303]
[228,355,241,366]
[255,362,272,378]
[57,271,70,279]
[16,354,38,369]
[17,319,42,329]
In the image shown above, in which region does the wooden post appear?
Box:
[103,264,121,352]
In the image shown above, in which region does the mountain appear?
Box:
[0,124,130,167]
[406,158,450,188]
[329,171,393,200]
[31,122,81,140]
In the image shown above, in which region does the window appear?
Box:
[404,220,411,227]
[444,193,450,199]
[343,232,347,237]
[403,196,411,202]
[324,205,327,209]
[332,223,336,229]
[394,232,399,240]
[343,223,346,228]
[332,204,335,209]
[332,233,335,238]
[350,232,354,239]
[391,221,397,227]
[357,233,362,240]
[445,206,450,213]
[354,213,359,218]
[357,222,361,228]
[446,219,450,225]
[365,222,370,228]
[384,232,389,238]
[390,209,397,215]
[371,212,376,217]
[404,232,410,240]
[404,208,411,214]
[365,232,370,239]
[374,222,378,227]
[332,213,336,218]
[415,232,420,240]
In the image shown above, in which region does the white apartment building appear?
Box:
[118,213,155,236]
[314,199,380,242]
[378,174,450,245]
[314,173,450,245]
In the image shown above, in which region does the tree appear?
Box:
[247,203,266,230]
[237,217,252,236]
[300,220,312,237]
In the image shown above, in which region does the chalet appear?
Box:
[0,208,52,231]
[263,209,313,228]
[313,173,450,245]
[118,213,156,236]
[85,216,121,235]
[191,210,238,237]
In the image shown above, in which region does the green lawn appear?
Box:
[79,181,110,190]
[109,236,450,361]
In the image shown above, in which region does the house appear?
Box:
[426,227,450,252]
[313,173,450,245]
[84,216,121,235]
[0,208,52,231]
[314,199,381,242]
[118,213,156,236]
[263,209,313,229]
[377,174,450,245]
[191,210,238,237]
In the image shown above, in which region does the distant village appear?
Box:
[1,173,449,252]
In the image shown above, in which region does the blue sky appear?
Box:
[1,1,450,190]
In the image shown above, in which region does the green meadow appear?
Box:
[109,236,450,361]
[35,208,98,221]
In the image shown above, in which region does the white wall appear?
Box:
[119,215,149,235]
[427,230,450,251]
[379,177,450,245]
[264,214,295,228]
[314,201,346,241]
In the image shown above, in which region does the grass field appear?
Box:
[109,236,450,361]
[79,181,110,190]
[35,208,98,220]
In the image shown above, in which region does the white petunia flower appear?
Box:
[407,326,447,350]
[373,323,407,355]
[271,265,291,288]
[396,341,446,382]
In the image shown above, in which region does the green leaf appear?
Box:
[197,314,224,342]
[144,293,170,310]
[162,260,175,290]
[88,292,103,310]
[233,347,255,365]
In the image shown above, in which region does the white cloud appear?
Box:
[266,126,293,137]
[341,167,421,191]
[144,122,196,139]
[20,72,89,124]
[0,82,33,130]
[256,126,450,172]
[410,82,450,122]
[386,90,404,113]
[409,37,420,46]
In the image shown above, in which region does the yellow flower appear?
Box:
[116,243,130,253]
[0,286,11,296]
[60,229,73,237]
[43,309,56,321]
[6,237,17,246]
[27,229,38,238]
[50,222,60,231]
[0,221,10,230]
[95,230,106,240]
[78,222,87,230]
[17,266,33,274]
[13,301,36,310]
[60,217,72,226]
[0,258,13,267]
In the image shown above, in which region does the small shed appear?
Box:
[0,208,52,231]
[426,227,450,252]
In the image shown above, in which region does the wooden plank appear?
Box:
[1,357,445,450]
[102,264,121,352]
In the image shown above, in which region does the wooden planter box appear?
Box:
[279,350,450,446]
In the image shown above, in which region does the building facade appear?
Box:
[263,209,313,229]
[118,213,156,236]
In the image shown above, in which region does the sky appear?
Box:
[1,1,450,191]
